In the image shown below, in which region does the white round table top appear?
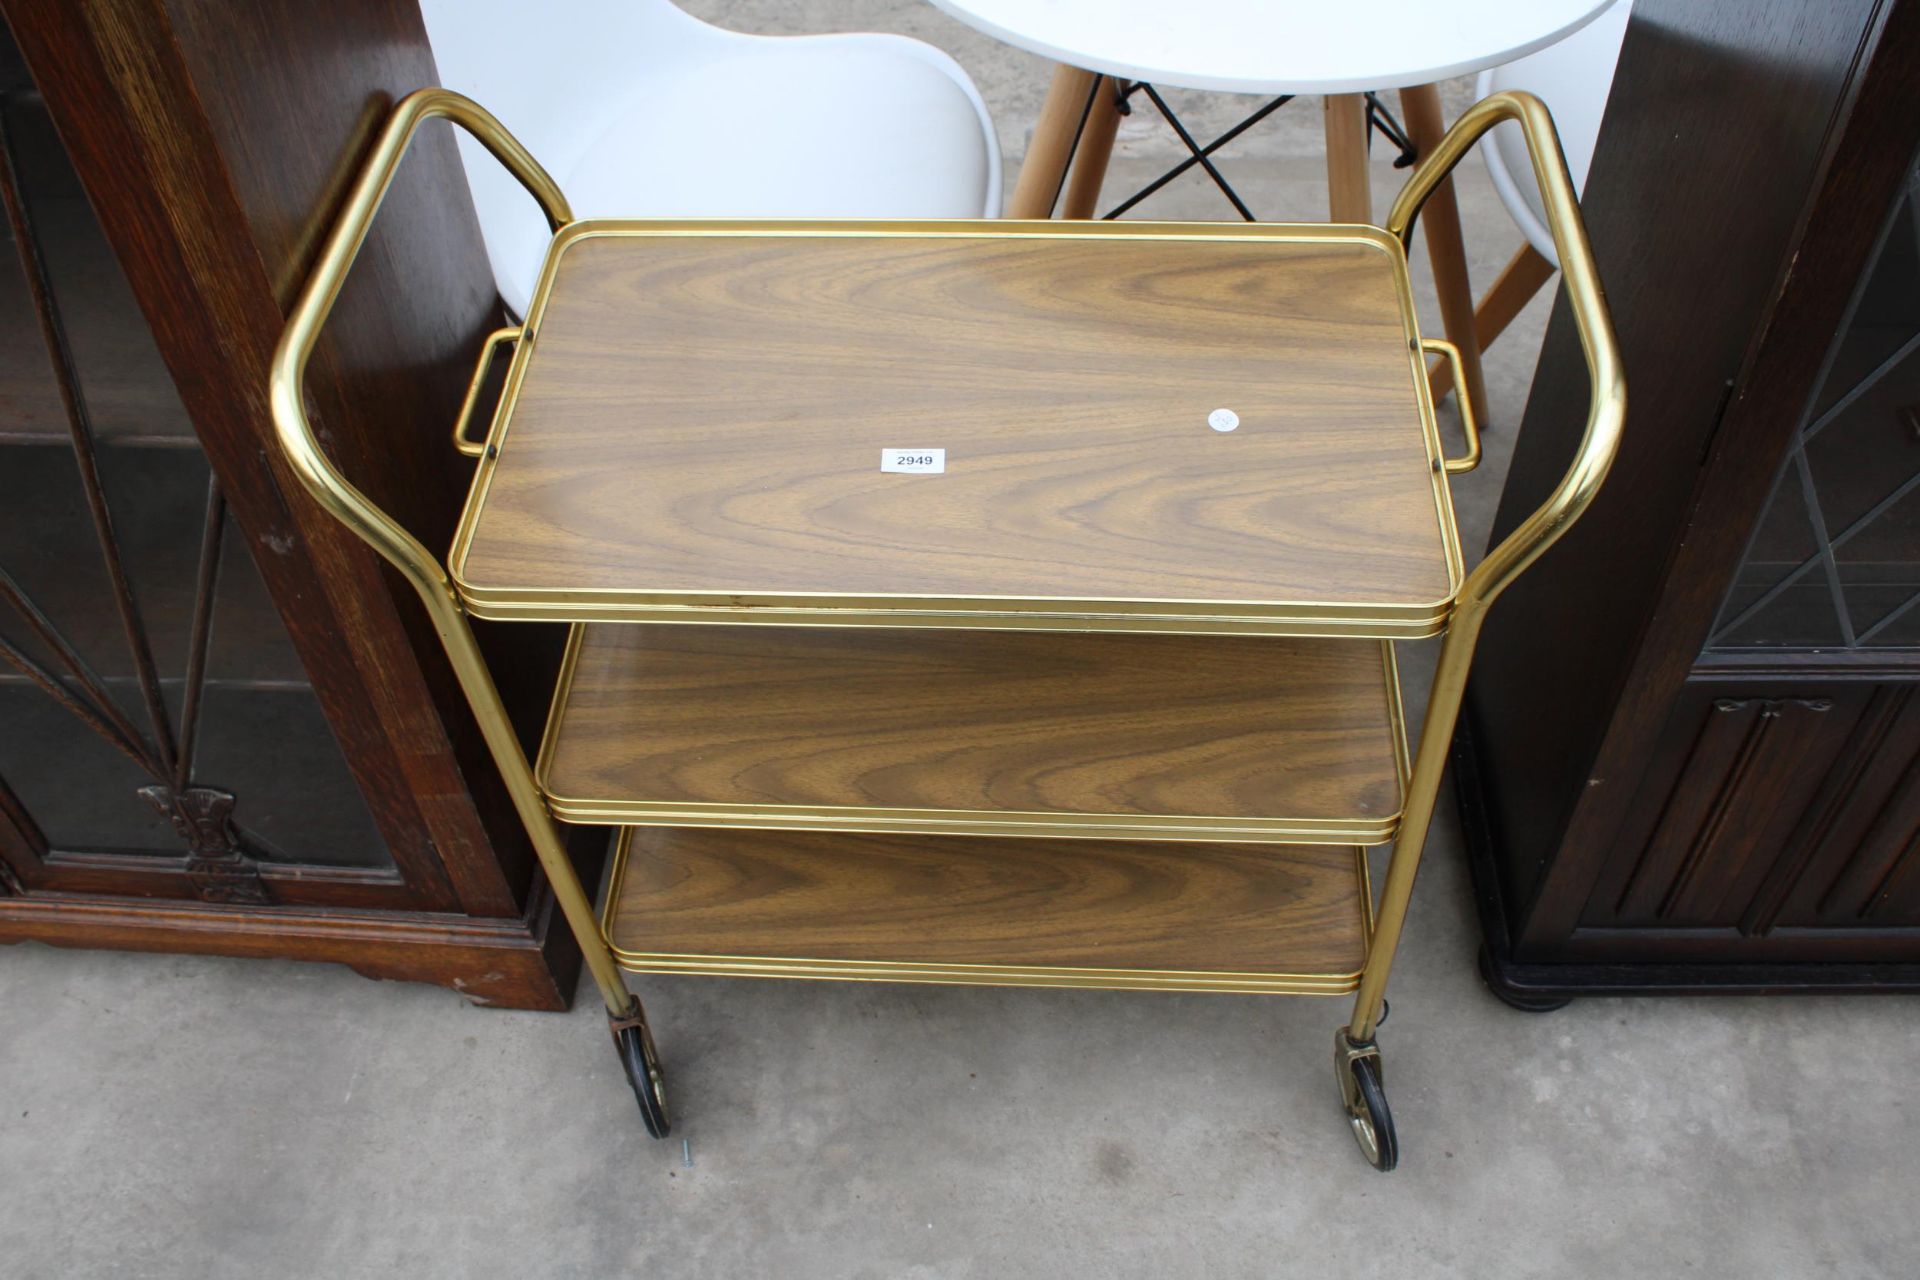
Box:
[927,0,1618,94]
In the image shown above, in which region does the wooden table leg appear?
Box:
[1430,243,1557,402]
[1322,93,1372,222]
[1061,76,1123,219]
[1008,64,1103,218]
[1398,83,1490,425]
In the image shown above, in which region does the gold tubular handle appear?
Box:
[1346,92,1625,1045]
[1423,338,1481,475]
[1390,89,1625,614]
[452,324,523,457]
[266,90,638,1019]
[270,88,568,586]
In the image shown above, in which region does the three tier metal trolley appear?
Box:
[270,87,1621,1170]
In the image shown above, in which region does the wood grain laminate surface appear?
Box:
[540,625,1404,834]
[606,827,1368,980]
[457,225,1456,625]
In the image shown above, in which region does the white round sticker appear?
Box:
[1208,408,1240,433]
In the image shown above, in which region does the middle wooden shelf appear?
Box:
[536,623,1410,842]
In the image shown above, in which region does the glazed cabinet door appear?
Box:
[1559,161,1920,963]
[0,35,410,910]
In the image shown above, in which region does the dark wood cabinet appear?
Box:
[1461,0,1920,999]
[0,0,598,1008]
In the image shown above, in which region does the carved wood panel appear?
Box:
[1582,680,1920,944]
[1773,684,1920,927]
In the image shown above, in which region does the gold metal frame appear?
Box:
[269,89,1619,1049]
[533,626,1410,843]
[1344,90,1624,1041]
[597,828,1374,995]
[266,90,637,1018]
[444,218,1467,639]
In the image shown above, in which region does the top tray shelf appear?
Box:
[450,220,1464,637]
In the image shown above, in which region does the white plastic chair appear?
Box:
[1440,0,1630,387]
[421,0,1002,317]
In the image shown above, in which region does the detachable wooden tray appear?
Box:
[537,624,1408,843]
[601,826,1370,994]
[451,220,1462,637]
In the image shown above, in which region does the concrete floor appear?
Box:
[5,4,1919,1277]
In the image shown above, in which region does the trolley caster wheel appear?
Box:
[1478,944,1573,1013]
[609,999,671,1138]
[1335,1030,1399,1172]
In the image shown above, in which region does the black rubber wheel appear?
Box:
[1478,943,1574,1013]
[1347,1056,1399,1172]
[614,1019,671,1138]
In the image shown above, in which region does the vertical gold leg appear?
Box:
[1323,93,1372,222]
[1008,64,1103,219]
[1348,615,1484,1042]
[428,602,635,1016]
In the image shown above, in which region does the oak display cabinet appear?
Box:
[0,0,597,1009]
[1460,0,1920,1003]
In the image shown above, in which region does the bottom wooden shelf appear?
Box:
[601,827,1371,994]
